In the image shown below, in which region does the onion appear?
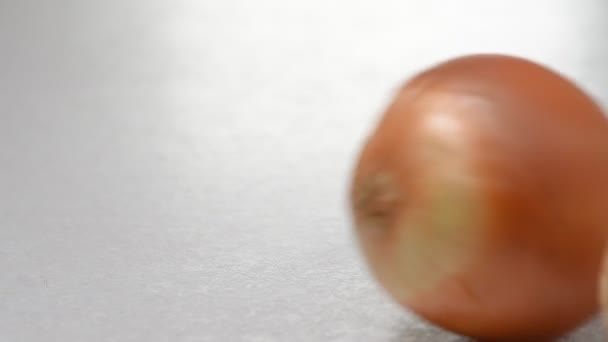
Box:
[350,54,608,341]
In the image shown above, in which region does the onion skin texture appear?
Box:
[350,54,608,341]
[601,251,608,332]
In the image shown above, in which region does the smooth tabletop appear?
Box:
[1,1,607,341]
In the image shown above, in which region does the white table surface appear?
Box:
[1,0,607,341]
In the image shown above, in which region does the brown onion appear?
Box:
[350,54,608,341]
